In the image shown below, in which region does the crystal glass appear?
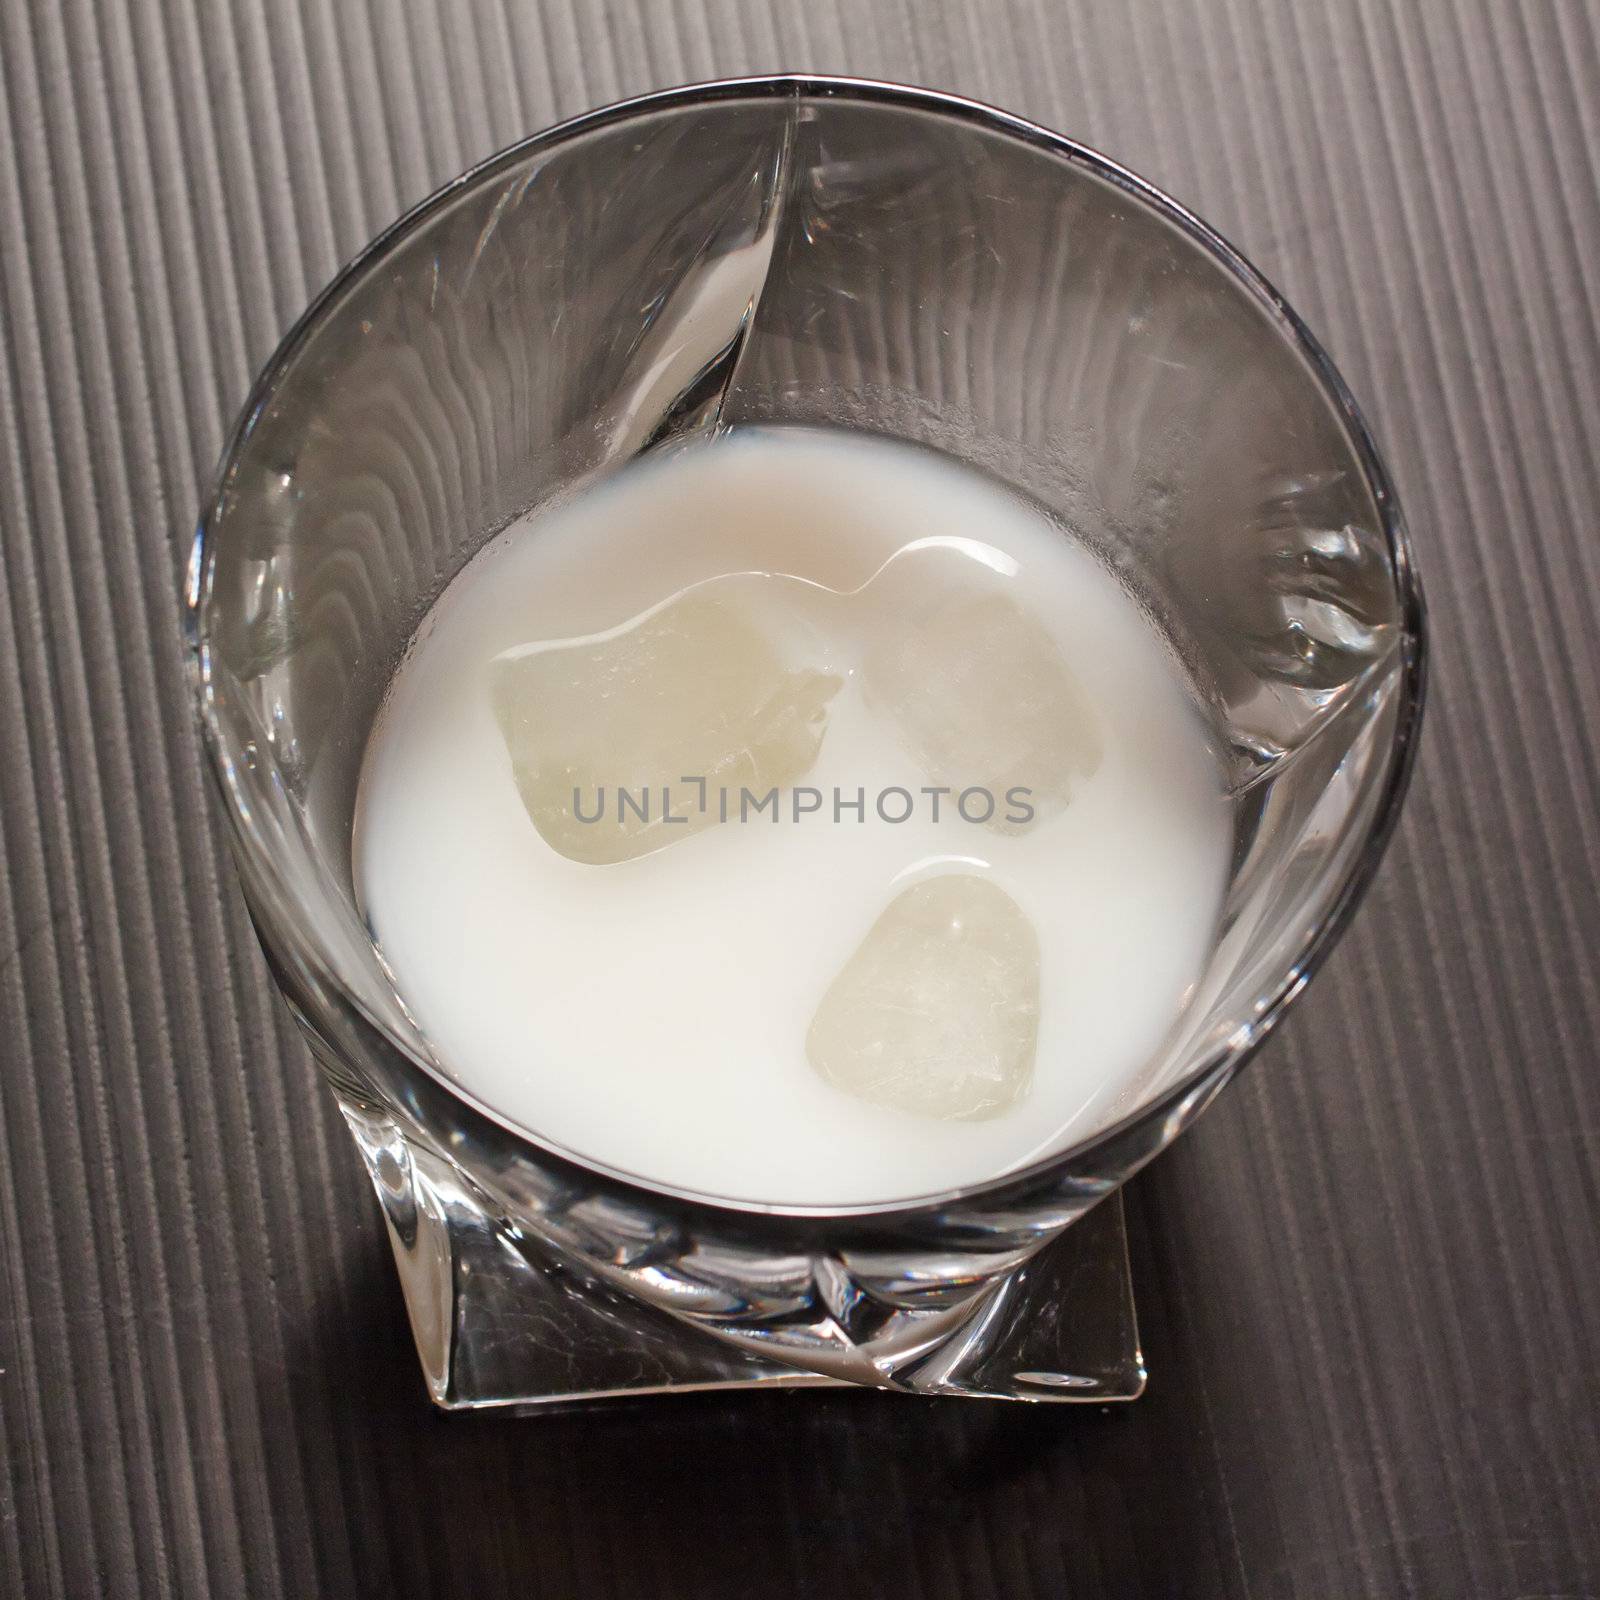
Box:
[186,77,1425,1408]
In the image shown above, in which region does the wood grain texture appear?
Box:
[1,0,1597,1595]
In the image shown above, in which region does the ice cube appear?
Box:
[491,590,842,865]
[806,875,1039,1121]
[864,588,1102,830]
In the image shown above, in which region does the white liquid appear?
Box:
[354,429,1231,1205]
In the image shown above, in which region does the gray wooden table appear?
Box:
[3,1,1598,1595]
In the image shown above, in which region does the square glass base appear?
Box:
[350,1107,1145,1410]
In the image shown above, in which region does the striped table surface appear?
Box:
[1,2,1597,1596]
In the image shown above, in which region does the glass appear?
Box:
[186,77,1425,1407]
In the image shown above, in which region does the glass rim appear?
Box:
[186,73,1428,1222]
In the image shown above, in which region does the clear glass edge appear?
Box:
[182,72,1430,1224]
